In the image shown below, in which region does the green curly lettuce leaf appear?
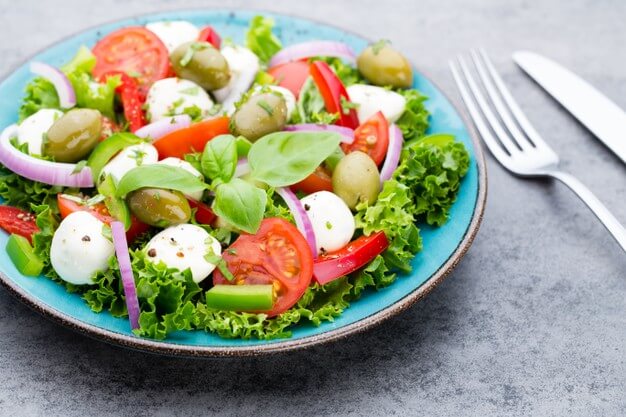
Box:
[0,167,64,210]
[395,88,429,143]
[18,78,60,122]
[246,15,282,63]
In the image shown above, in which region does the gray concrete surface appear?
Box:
[0,0,624,416]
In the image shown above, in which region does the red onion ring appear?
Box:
[135,115,192,141]
[0,124,94,188]
[110,221,140,330]
[234,158,250,178]
[284,124,355,144]
[275,187,317,259]
[269,41,356,68]
[29,62,76,109]
[379,124,403,185]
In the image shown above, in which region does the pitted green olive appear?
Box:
[127,188,191,227]
[332,151,380,209]
[357,43,413,88]
[170,41,230,90]
[44,109,102,162]
[230,93,288,141]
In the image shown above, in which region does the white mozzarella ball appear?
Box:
[158,157,204,201]
[144,224,222,283]
[145,78,214,122]
[213,46,260,114]
[50,211,114,285]
[346,84,406,123]
[300,191,355,255]
[145,21,199,52]
[100,143,158,183]
[253,85,296,120]
[17,109,63,155]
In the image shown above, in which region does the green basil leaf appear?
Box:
[235,136,253,158]
[248,131,342,187]
[115,165,208,198]
[98,174,131,230]
[200,134,237,183]
[87,133,143,182]
[213,179,267,234]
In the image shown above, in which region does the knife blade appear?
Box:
[513,51,626,163]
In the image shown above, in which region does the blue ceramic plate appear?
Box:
[0,9,486,356]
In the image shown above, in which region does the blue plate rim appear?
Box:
[0,8,487,357]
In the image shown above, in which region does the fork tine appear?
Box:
[455,55,521,156]
[477,48,550,150]
[449,58,511,164]
[469,49,534,152]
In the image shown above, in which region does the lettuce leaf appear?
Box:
[18,78,60,122]
[0,166,64,210]
[246,16,282,63]
[395,88,429,143]
[67,72,120,120]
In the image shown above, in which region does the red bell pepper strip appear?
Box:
[187,199,216,225]
[309,61,360,129]
[198,26,222,49]
[313,231,389,285]
[0,206,39,244]
[100,71,146,133]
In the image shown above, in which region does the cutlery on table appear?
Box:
[513,51,626,163]
[449,49,626,253]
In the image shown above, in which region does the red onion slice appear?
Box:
[275,187,317,259]
[135,115,192,141]
[111,221,140,330]
[29,62,76,109]
[269,41,356,68]
[379,124,403,185]
[0,124,94,188]
[234,158,250,178]
[284,124,355,144]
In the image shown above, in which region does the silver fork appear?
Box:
[450,49,626,253]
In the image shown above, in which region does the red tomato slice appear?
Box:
[313,231,389,285]
[0,206,39,244]
[342,111,389,166]
[99,71,146,133]
[57,195,149,243]
[198,26,221,49]
[213,218,314,317]
[291,166,333,194]
[267,61,310,98]
[187,199,216,225]
[92,27,169,100]
[153,117,230,159]
[310,61,359,129]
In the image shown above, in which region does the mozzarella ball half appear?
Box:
[17,109,63,155]
[146,21,199,52]
[346,84,406,123]
[300,191,355,255]
[145,78,214,122]
[100,143,158,183]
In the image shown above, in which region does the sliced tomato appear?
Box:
[57,195,149,242]
[0,206,39,244]
[291,166,333,194]
[153,117,230,159]
[100,71,146,133]
[342,111,389,166]
[92,27,169,100]
[268,60,310,98]
[187,199,216,225]
[310,61,359,129]
[313,231,389,285]
[198,26,221,49]
[213,218,314,317]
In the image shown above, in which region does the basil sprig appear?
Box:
[115,165,208,198]
[201,134,238,184]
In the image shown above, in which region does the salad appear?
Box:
[0,16,470,340]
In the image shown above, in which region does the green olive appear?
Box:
[357,43,413,88]
[230,93,287,141]
[44,109,102,162]
[170,42,230,90]
[332,151,380,210]
[127,188,191,228]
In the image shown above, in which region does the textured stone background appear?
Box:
[0,0,624,416]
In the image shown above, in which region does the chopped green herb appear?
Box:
[257,99,274,115]
[340,96,359,115]
[180,86,201,96]
[205,246,234,281]
[179,42,210,67]
[101,224,112,241]
[325,221,333,230]
[71,160,89,174]
[371,39,390,55]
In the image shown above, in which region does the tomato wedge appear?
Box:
[313,231,389,285]
[342,111,389,166]
[92,27,169,100]
[187,199,216,225]
[153,117,230,159]
[268,61,310,98]
[213,218,314,317]
[0,206,39,244]
[291,166,333,194]
[198,26,221,49]
[100,71,146,133]
[57,195,149,243]
[310,61,359,129]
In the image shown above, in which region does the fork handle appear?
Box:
[547,171,626,253]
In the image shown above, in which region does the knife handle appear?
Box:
[549,171,626,253]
